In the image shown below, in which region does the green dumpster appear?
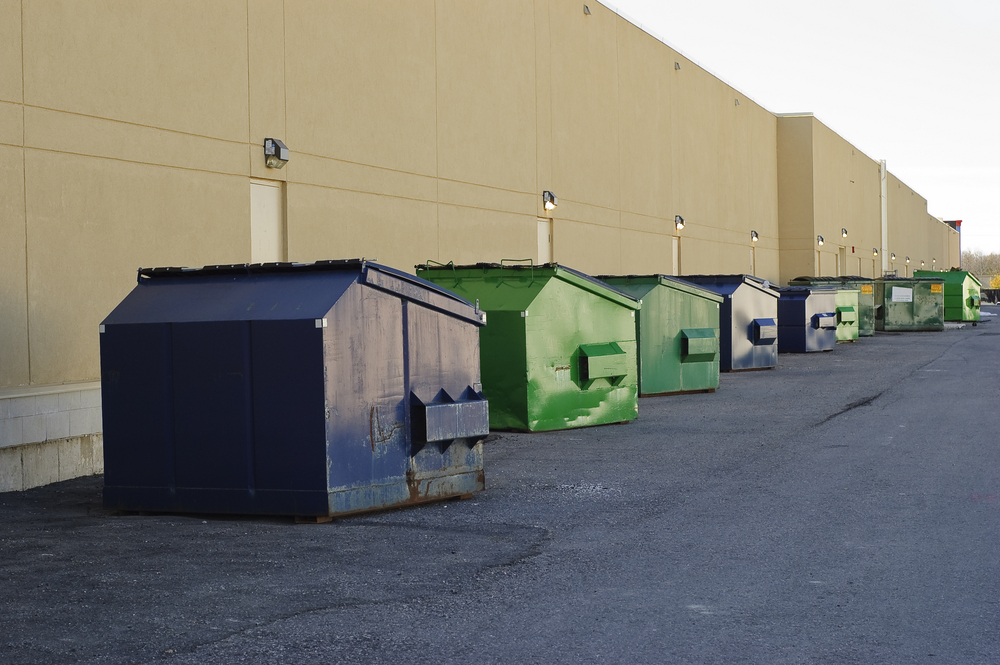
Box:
[913,269,981,322]
[599,274,723,396]
[789,276,874,337]
[416,262,639,432]
[833,288,860,342]
[874,277,945,331]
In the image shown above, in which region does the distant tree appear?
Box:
[961,250,1000,284]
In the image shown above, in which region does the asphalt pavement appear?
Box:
[2,308,999,664]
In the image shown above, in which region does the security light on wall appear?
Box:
[264,138,289,169]
[891,253,896,260]
[921,260,925,267]
[873,248,878,257]
[817,235,824,246]
[675,215,685,231]
[932,258,936,264]
[905,256,910,264]
[584,4,591,15]
[841,228,848,238]
[750,230,759,242]
[542,191,558,211]
[674,62,681,70]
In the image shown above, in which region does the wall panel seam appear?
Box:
[22,146,247,179]
[22,104,251,147]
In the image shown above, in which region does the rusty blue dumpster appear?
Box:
[100,260,490,518]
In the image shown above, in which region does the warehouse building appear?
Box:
[0,1,958,491]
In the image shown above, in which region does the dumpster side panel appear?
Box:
[637,285,679,395]
[250,319,327,509]
[718,295,735,371]
[404,301,485,500]
[170,321,254,496]
[912,282,945,330]
[776,293,808,353]
[778,289,838,353]
[101,322,176,499]
[834,289,860,341]
[102,312,329,515]
[524,279,638,431]
[965,276,981,321]
[732,285,777,370]
[877,280,944,331]
[597,281,657,394]
[324,283,410,511]
[853,282,876,336]
[673,289,721,393]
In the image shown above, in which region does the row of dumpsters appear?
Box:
[99,260,982,520]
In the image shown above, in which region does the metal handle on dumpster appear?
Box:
[499,258,534,285]
[423,259,456,284]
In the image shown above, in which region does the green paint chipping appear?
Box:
[874,277,945,331]
[416,263,640,432]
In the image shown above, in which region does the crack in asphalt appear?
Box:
[814,392,884,427]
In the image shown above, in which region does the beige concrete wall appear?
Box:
[0,138,29,388]
[0,0,22,105]
[2,0,791,397]
[887,174,940,274]
[777,116,815,283]
[812,120,881,279]
[0,0,954,419]
[777,115,884,283]
[23,0,249,142]
[9,2,253,389]
[0,0,27,388]
[669,49,779,280]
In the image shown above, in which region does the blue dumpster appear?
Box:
[100,260,490,518]
[678,275,779,372]
[775,286,837,353]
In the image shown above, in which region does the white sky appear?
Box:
[602,0,1000,254]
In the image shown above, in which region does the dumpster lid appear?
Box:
[597,274,724,304]
[678,274,779,299]
[877,275,945,283]
[416,262,640,310]
[774,285,836,294]
[914,269,981,287]
[105,260,486,326]
[790,275,875,284]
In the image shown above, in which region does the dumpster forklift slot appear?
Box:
[579,343,628,384]
[836,306,857,324]
[410,388,489,445]
[812,312,837,329]
[752,318,777,344]
[680,328,718,363]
